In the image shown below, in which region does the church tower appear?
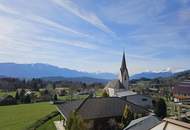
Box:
[120,52,129,90]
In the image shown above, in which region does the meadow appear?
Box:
[0,90,16,97]
[0,89,102,130]
[0,102,56,130]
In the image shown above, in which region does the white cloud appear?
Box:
[0,4,19,15]
[26,15,89,37]
[0,3,89,38]
[102,0,166,25]
[52,0,114,34]
[40,37,98,49]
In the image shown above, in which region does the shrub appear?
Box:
[102,91,109,97]
[65,112,87,130]
[122,105,134,127]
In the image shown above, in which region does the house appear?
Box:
[173,78,190,102]
[151,118,190,130]
[123,115,160,130]
[25,89,32,96]
[57,97,149,130]
[122,94,153,109]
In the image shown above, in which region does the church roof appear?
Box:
[120,52,127,71]
[105,80,125,90]
[116,91,137,97]
[120,52,129,78]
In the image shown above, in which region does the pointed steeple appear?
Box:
[120,52,127,72]
[120,52,129,89]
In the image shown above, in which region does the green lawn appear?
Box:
[37,115,60,130]
[58,94,88,101]
[0,102,56,130]
[0,90,16,97]
[95,89,103,97]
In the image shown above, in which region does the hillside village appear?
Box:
[0,53,190,130]
[54,53,190,130]
[0,0,190,130]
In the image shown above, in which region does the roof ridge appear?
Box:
[125,115,152,129]
[75,96,126,112]
[124,115,160,130]
[75,95,91,113]
[124,99,150,113]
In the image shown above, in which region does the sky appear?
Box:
[0,0,190,75]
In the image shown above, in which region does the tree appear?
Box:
[154,98,167,118]
[54,94,58,101]
[65,112,86,130]
[15,90,20,101]
[122,105,134,127]
[20,89,26,103]
[102,90,109,97]
[24,95,31,103]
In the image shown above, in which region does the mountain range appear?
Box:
[0,63,116,80]
[0,63,186,81]
[130,71,173,79]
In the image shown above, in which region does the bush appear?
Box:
[122,105,134,127]
[0,95,17,106]
[65,112,87,130]
[102,91,109,97]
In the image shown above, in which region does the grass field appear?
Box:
[0,90,16,97]
[37,115,60,130]
[0,102,56,130]
[59,94,88,101]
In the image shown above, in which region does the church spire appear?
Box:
[120,52,127,72]
[120,52,129,89]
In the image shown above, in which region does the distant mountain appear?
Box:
[0,63,117,80]
[131,71,174,79]
[42,76,109,84]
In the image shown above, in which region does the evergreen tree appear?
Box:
[24,95,31,103]
[20,89,26,103]
[54,94,58,101]
[15,90,20,101]
[154,98,167,118]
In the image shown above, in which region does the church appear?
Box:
[104,52,137,97]
[104,53,154,109]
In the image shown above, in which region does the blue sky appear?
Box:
[0,0,190,75]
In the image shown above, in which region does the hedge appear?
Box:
[26,111,59,130]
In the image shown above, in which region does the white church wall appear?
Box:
[108,88,116,97]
